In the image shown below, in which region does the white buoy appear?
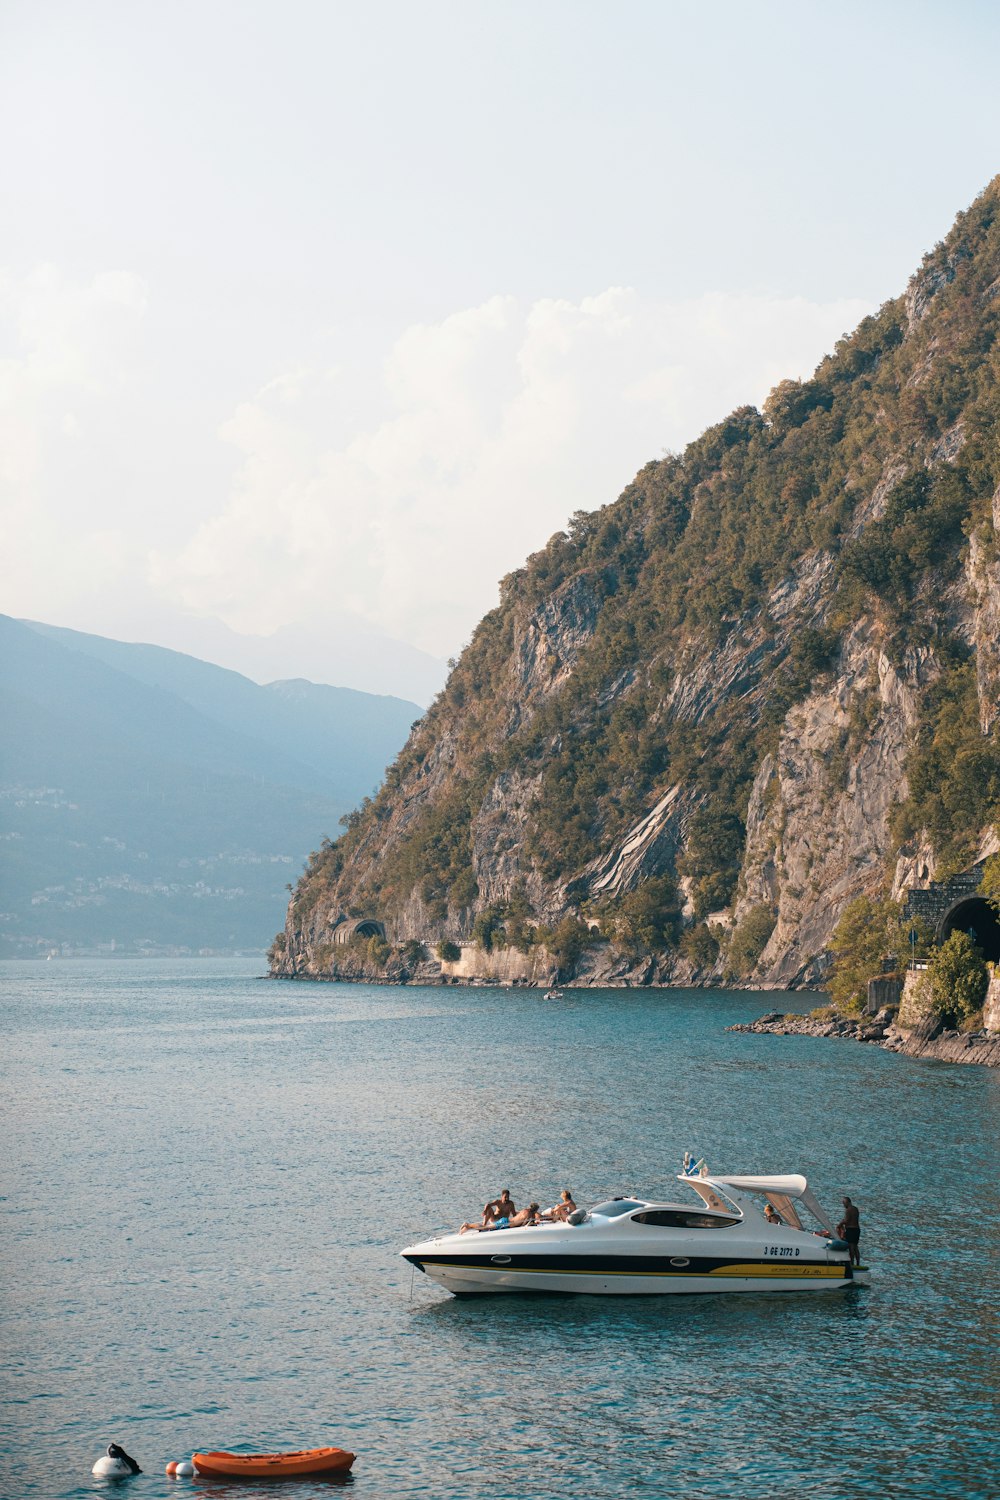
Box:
[175,1459,194,1477]
[92,1443,142,1477]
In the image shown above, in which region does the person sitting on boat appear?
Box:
[764,1203,782,1225]
[461,1189,516,1232]
[459,1200,539,1233]
[541,1189,577,1222]
[487,1189,516,1226]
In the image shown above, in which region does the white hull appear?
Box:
[417,1259,860,1297]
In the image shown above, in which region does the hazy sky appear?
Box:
[2,1,998,696]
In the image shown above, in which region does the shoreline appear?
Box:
[267,967,810,991]
[728,1009,1000,1068]
[272,969,1000,1066]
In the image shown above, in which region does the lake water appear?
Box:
[1,958,997,1500]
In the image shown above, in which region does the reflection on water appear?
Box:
[0,959,997,1499]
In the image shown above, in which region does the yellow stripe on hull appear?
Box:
[709,1263,844,1278]
[421,1260,845,1279]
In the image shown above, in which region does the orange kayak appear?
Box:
[192,1447,355,1478]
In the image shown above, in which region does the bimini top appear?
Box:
[704,1173,810,1196]
[681,1172,834,1233]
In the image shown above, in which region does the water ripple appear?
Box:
[0,959,997,1498]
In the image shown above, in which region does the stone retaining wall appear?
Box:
[985,969,1000,1030]
[897,967,933,1029]
[898,962,1000,1030]
[903,871,981,932]
[439,943,557,985]
[866,975,903,1013]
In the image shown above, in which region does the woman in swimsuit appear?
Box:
[543,1189,577,1222]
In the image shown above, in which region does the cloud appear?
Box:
[0,267,870,662]
[151,286,871,656]
[0,264,148,607]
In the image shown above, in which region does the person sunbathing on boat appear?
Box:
[460,1201,540,1233]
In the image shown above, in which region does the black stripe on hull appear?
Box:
[404,1252,849,1278]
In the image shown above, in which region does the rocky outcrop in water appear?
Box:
[727,1006,1000,1068]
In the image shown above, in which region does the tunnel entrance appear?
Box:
[939,897,1000,963]
[332,917,386,946]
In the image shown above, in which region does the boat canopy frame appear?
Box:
[679,1173,835,1233]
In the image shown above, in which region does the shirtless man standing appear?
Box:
[838,1196,861,1265]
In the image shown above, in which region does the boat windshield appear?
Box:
[631,1209,740,1228]
[590,1199,644,1217]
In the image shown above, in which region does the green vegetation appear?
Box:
[838,467,973,613]
[924,929,988,1028]
[827,897,902,1012]
[471,907,505,952]
[436,938,461,962]
[401,939,427,968]
[679,809,746,919]
[679,922,721,968]
[981,853,1000,913]
[539,916,596,970]
[893,660,1000,874]
[726,905,777,979]
[827,897,933,1012]
[607,876,680,957]
[367,933,391,966]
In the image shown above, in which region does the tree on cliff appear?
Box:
[828,897,905,1012]
[981,853,1000,915]
[925,930,988,1028]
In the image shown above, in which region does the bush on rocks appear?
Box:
[925,929,988,1028]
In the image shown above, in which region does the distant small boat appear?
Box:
[543,989,564,1000]
[192,1447,355,1478]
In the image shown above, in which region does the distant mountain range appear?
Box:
[0,617,422,955]
[51,602,449,706]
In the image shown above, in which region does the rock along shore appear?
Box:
[727,1009,1000,1068]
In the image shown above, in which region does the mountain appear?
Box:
[273,179,1000,989]
[20,621,422,803]
[0,619,421,955]
[169,615,448,707]
[32,599,449,706]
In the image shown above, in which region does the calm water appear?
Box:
[1,959,997,1500]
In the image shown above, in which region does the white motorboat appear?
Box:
[400,1172,870,1296]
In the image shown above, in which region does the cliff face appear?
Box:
[273,181,1000,987]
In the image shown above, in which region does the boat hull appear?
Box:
[192,1447,355,1478]
[408,1254,860,1296]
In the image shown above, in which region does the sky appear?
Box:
[2,0,999,701]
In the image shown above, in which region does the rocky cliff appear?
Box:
[272,180,1000,989]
